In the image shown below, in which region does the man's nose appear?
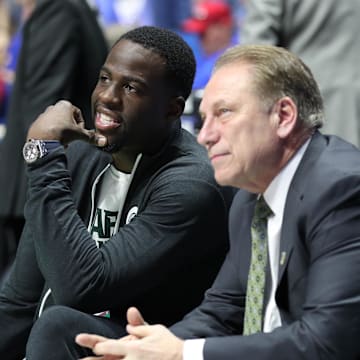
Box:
[99,84,121,105]
[197,118,218,148]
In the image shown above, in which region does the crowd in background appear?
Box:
[2,0,360,141]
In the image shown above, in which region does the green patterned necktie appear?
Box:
[243,196,273,335]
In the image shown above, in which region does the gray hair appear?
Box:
[214,44,324,129]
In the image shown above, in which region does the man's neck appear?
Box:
[111,151,138,173]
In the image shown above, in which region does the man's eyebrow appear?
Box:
[201,99,227,112]
[212,99,227,108]
[100,66,148,88]
[123,75,148,89]
[99,65,110,73]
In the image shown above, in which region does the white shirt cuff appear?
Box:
[183,339,205,360]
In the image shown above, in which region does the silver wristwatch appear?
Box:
[22,139,60,164]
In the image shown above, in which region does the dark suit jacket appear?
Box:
[171,131,360,359]
[0,0,108,217]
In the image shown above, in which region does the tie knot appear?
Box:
[254,196,273,220]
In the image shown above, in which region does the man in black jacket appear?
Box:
[0,26,230,359]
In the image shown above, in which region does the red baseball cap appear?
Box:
[182,1,233,34]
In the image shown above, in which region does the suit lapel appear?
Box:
[277,131,327,284]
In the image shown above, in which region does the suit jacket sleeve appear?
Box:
[171,250,246,339]
[241,0,282,45]
[172,175,360,359]
[19,0,82,136]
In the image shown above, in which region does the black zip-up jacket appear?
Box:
[0,122,231,359]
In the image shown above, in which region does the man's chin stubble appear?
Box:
[99,142,122,153]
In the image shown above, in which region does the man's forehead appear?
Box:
[109,39,164,63]
[106,40,166,75]
[204,65,253,94]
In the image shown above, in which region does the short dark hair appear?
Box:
[116,26,196,100]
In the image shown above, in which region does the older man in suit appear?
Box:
[76,44,360,359]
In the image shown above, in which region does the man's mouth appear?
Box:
[95,113,121,131]
[210,152,229,163]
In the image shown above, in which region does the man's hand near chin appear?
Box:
[27,100,107,147]
[75,307,184,360]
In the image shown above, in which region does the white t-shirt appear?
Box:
[90,164,132,248]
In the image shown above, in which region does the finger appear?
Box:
[93,339,128,356]
[84,129,107,147]
[43,104,55,113]
[80,355,119,360]
[127,307,147,326]
[55,100,84,127]
[73,107,85,127]
[53,99,73,115]
[75,333,109,349]
[119,334,137,342]
[56,99,72,108]
[74,129,107,147]
[126,324,153,338]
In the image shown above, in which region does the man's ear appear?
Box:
[167,96,185,120]
[273,96,298,139]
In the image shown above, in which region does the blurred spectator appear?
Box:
[0,0,108,284]
[241,0,360,147]
[150,0,191,31]
[182,0,238,90]
[180,0,239,133]
[0,0,31,139]
[0,0,11,139]
[95,0,153,27]
[93,0,154,46]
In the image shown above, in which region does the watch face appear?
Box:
[23,142,41,163]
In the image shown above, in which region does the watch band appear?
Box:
[23,139,62,164]
[41,140,62,152]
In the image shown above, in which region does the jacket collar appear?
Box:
[277,130,327,283]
